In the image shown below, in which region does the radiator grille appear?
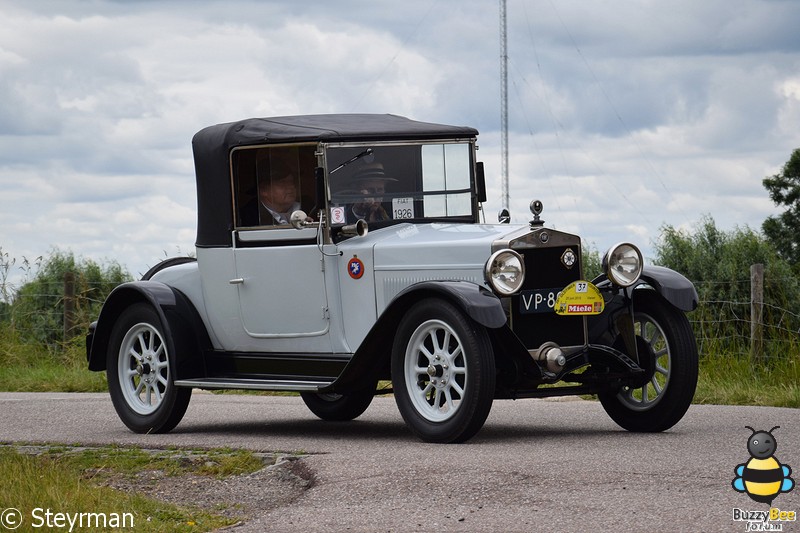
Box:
[509,245,585,348]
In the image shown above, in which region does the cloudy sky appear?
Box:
[1,0,799,284]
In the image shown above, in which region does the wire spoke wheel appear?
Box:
[599,290,698,432]
[118,323,170,415]
[617,312,671,411]
[405,319,468,422]
[392,298,495,443]
[107,303,191,434]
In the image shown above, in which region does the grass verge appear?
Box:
[2,326,798,406]
[694,353,800,407]
[0,445,270,532]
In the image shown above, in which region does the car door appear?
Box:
[232,228,330,343]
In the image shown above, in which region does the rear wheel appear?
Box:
[300,384,376,421]
[599,290,698,432]
[106,303,191,433]
[392,298,495,443]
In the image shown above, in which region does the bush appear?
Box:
[1,249,131,347]
[654,216,800,360]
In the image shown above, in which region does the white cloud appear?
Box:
[0,0,799,282]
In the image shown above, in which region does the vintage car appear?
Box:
[86,114,699,443]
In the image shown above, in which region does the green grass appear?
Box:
[694,353,800,407]
[0,445,270,532]
[2,325,800,406]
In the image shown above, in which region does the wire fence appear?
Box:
[1,269,799,360]
[0,276,114,348]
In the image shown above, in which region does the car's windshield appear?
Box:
[327,142,475,225]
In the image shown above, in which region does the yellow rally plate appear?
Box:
[554,280,604,316]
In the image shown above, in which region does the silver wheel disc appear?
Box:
[117,322,170,415]
[404,319,467,422]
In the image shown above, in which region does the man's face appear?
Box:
[261,175,297,212]
[359,179,386,205]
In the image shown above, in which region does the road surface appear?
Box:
[0,392,797,532]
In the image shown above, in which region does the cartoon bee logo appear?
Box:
[732,426,795,505]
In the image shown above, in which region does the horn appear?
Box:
[340,219,368,237]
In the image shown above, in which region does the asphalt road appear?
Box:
[1,392,798,532]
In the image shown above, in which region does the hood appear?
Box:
[339,222,525,270]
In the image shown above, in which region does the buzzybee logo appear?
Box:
[732,426,795,505]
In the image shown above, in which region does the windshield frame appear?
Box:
[322,138,479,235]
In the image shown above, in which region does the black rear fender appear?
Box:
[86,281,209,379]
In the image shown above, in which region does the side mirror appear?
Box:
[476,162,487,203]
[498,208,510,224]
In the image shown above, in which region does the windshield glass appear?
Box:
[327,142,475,225]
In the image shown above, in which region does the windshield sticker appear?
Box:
[392,197,414,219]
[330,206,346,225]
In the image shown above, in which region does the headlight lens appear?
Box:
[603,243,643,287]
[485,249,525,296]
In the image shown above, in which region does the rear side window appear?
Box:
[232,145,317,228]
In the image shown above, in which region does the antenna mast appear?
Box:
[499,0,509,211]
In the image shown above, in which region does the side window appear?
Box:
[233,145,316,227]
[421,143,471,217]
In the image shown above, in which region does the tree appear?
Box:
[762,148,800,269]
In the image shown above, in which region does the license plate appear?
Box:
[518,288,563,314]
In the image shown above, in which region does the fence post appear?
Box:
[64,271,76,341]
[750,263,764,365]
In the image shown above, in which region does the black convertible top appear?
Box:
[192,114,479,247]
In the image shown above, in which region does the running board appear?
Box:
[173,378,333,392]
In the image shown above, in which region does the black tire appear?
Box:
[300,385,376,421]
[392,298,495,443]
[106,303,191,433]
[598,290,698,432]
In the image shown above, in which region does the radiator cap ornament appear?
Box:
[529,199,544,228]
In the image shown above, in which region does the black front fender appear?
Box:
[593,265,698,312]
[324,280,505,393]
[392,280,507,328]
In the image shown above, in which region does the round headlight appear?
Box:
[485,249,525,296]
[603,243,643,287]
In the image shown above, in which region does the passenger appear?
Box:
[348,163,396,222]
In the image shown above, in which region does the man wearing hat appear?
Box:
[256,158,302,225]
[349,162,396,223]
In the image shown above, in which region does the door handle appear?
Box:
[229,278,244,285]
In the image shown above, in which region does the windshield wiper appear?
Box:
[330,148,373,174]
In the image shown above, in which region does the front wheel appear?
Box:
[392,298,495,443]
[106,303,191,433]
[599,290,698,432]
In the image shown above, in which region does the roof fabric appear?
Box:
[191,114,478,247]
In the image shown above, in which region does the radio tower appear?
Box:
[499,0,509,212]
